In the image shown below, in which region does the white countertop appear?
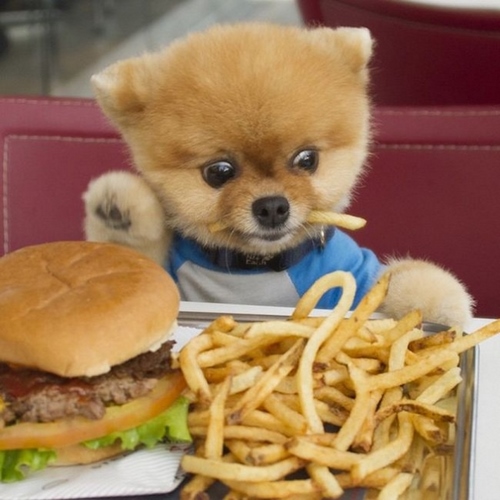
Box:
[468,317,500,500]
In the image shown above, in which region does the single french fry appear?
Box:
[416,367,462,404]
[207,220,228,233]
[245,443,289,466]
[286,437,361,470]
[224,440,254,465]
[294,432,338,447]
[364,349,459,392]
[297,272,357,432]
[352,413,414,483]
[388,328,425,371]
[307,210,366,231]
[378,310,423,345]
[244,320,314,339]
[377,472,413,500]
[204,361,247,383]
[352,389,384,453]
[336,467,399,489]
[229,366,263,395]
[189,425,288,444]
[179,333,214,402]
[448,319,500,353]
[408,329,456,352]
[241,409,301,436]
[181,455,305,482]
[205,376,232,459]
[204,315,238,333]
[333,363,372,452]
[307,463,343,499]
[224,478,320,498]
[292,271,356,320]
[349,356,383,373]
[375,399,456,425]
[210,330,241,347]
[342,342,390,364]
[180,452,236,500]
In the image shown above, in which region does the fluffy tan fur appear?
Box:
[83,171,171,263]
[84,23,473,327]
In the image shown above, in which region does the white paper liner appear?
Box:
[0,443,191,499]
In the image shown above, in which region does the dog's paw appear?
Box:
[83,171,171,264]
[380,257,474,328]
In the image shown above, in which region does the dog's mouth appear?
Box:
[258,232,287,242]
[210,196,309,248]
[229,226,301,249]
[227,227,289,242]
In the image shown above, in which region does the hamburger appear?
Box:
[0,241,190,482]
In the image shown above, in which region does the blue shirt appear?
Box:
[166,229,381,310]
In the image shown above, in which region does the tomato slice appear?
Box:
[0,370,186,450]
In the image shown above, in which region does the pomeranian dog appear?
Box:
[84,23,473,327]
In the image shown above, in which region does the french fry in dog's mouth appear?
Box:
[306,211,366,230]
[208,211,366,234]
[208,220,230,233]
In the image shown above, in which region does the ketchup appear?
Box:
[0,363,92,400]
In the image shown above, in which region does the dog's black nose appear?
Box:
[252,196,290,228]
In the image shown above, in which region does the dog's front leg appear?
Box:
[82,171,171,265]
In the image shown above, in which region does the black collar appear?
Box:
[200,227,335,272]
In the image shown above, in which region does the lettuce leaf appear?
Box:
[0,449,56,483]
[84,395,192,450]
[0,396,191,483]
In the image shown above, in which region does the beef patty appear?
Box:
[0,341,174,424]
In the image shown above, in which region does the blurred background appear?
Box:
[1,1,499,103]
[0,0,301,97]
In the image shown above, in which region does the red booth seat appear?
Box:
[0,96,498,317]
[297,0,500,106]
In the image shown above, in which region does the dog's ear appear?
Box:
[306,27,373,74]
[91,56,153,128]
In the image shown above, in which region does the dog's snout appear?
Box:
[252,196,290,228]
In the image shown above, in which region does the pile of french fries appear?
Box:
[177,271,500,499]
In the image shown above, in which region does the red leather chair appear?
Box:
[0,96,130,256]
[297,0,500,106]
[1,96,499,317]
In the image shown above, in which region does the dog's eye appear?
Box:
[291,149,319,173]
[202,161,236,188]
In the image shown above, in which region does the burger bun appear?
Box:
[0,241,180,377]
